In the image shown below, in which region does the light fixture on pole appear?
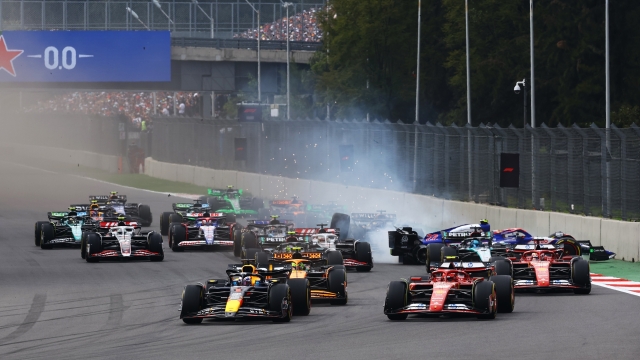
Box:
[514,79,527,128]
[605,0,610,217]
[152,0,174,30]
[127,7,150,30]
[245,0,261,103]
[281,1,293,120]
[529,0,536,209]
[192,0,214,39]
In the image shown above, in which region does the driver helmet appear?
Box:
[297,262,306,271]
[117,215,127,226]
[530,252,539,260]
[469,239,482,248]
[109,191,118,200]
[242,276,252,286]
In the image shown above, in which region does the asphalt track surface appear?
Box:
[1,159,639,360]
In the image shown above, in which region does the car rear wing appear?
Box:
[69,204,93,211]
[48,211,88,220]
[269,199,305,207]
[90,195,127,204]
[99,221,139,228]
[247,219,295,225]
[172,202,210,211]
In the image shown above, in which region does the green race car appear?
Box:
[202,186,267,219]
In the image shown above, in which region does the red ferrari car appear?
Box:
[384,263,514,320]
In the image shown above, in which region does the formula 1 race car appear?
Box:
[159,199,211,235]
[179,268,299,323]
[86,192,153,226]
[304,226,373,271]
[201,186,265,218]
[348,211,397,241]
[168,212,241,252]
[81,217,164,262]
[389,220,615,264]
[35,209,97,249]
[383,263,514,321]
[235,217,296,257]
[493,241,591,294]
[230,259,346,305]
[424,236,513,279]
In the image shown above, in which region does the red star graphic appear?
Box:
[0,35,24,77]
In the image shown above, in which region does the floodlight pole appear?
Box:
[282,2,293,120]
[193,0,214,38]
[152,0,174,31]
[245,0,261,103]
[127,7,150,30]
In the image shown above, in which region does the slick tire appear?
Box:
[138,204,152,226]
[330,213,351,241]
[85,233,102,263]
[171,224,186,252]
[148,232,164,262]
[169,214,183,224]
[160,212,172,236]
[385,281,408,320]
[269,284,292,322]
[572,258,591,294]
[80,232,88,259]
[473,280,497,320]
[328,268,348,305]
[287,278,311,316]
[233,229,243,257]
[489,275,514,313]
[242,231,258,249]
[440,246,458,262]
[256,251,270,268]
[425,243,444,272]
[181,285,204,324]
[34,221,48,246]
[325,251,344,266]
[355,241,373,272]
[40,223,55,250]
[493,259,513,277]
[243,248,260,263]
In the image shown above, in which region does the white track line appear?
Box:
[591,273,640,298]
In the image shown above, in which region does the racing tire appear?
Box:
[287,278,311,316]
[225,213,237,224]
[233,229,243,257]
[243,248,260,262]
[556,237,581,257]
[330,213,350,241]
[251,197,264,211]
[325,251,344,266]
[85,233,102,263]
[207,199,224,212]
[440,246,458,262]
[572,258,591,294]
[181,285,204,324]
[169,214,183,225]
[171,224,186,252]
[425,243,445,272]
[34,221,48,246]
[138,204,152,226]
[148,232,164,262]
[328,268,348,305]
[269,283,292,322]
[242,231,258,249]
[256,251,270,267]
[414,246,428,265]
[493,259,513,277]
[80,232,89,259]
[385,281,408,320]
[473,280,497,320]
[40,223,55,250]
[489,275,514,313]
[160,212,172,236]
[355,241,373,271]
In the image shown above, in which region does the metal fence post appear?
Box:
[612,125,626,219]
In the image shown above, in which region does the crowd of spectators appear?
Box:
[234,8,322,42]
[25,91,202,129]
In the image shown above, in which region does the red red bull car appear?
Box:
[384,264,514,320]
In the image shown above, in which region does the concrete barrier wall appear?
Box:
[144,157,638,262]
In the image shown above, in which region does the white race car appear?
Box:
[81,219,164,262]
